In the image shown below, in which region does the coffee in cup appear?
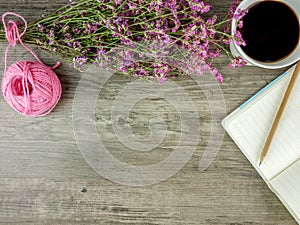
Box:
[231,0,300,69]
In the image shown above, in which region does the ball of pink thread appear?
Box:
[2,61,62,116]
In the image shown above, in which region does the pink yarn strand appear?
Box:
[2,12,46,69]
[1,12,62,116]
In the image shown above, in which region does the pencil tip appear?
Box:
[258,160,262,166]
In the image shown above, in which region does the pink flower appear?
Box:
[228,57,247,68]
[229,0,240,15]
[234,31,246,46]
[114,0,122,5]
[215,72,223,83]
[189,0,211,14]
[237,20,243,29]
[31,0,248,83]
[234,8,248,21]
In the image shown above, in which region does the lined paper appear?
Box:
[222,65,300,224]
[269,159,300,222]
[224,66,300,180]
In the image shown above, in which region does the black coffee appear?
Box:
[239,1,299,62]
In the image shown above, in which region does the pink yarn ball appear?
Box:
[2,61,62,116]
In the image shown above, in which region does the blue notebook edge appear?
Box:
[221,65,295,129]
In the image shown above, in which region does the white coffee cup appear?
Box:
[230,0,300,69]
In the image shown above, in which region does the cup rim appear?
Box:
[231,0,300,69]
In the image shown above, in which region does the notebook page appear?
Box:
[224,66,300,181]
[269,158,300,223]
[260,67,300,180]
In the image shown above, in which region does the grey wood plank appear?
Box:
[0,1,297,225]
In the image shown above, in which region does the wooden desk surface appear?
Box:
[0,1,297,224]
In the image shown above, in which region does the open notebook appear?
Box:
[222,65,300,224]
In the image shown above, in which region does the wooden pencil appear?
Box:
[259,61,300,166]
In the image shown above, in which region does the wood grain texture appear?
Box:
[0,1,297,224]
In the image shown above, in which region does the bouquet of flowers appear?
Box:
[0,0,247,83]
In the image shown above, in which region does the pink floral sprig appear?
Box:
[0,0,248,83]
